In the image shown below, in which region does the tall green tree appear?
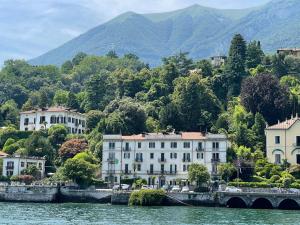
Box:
[246,41,264,69]
[226,34,247,96]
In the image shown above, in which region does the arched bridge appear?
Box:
[218,191,300,209]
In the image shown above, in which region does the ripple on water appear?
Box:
[0,203,299,225]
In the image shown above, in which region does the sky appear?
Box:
[0,0,271,65]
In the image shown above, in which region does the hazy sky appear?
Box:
[0,0,271,65]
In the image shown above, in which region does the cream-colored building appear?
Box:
[265,116,300,165]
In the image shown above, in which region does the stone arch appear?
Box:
[272,149,284,154]
[251,198,273,209]
[291,148,300,155]
[226,197,247,208]
[278,199,299,210]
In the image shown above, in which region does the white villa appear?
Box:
[20,106,86,134]
[2,155,46,178]
[102,132,229,187]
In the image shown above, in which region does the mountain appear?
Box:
[30,0,300,66]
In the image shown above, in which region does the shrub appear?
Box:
[10,175,34,185]
[290,182,300,189]
[129,189,166,206]
[59,139,88,161]
[228,182,282,188]
[269,175,281,183]
[282,177,292,188]
[252,175,268,182]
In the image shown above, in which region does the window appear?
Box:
[297,155,300,165]
[125,142,130,151]
[213,142,219,150]
[68,117,71,123]
[50,116,56,124]
[183,165,186,172]
[297,136,300,147]
[150,153,154,159]
[25,128,28,131]
[39,116,46,124]
[197,153,201,159]
[201,153,204,159]
[174,153,177,159]
[114,177,118,183]
[125,164,129,173]
[275,136,280,144]
[138,142,141,148]
[161,153,165,161]
[149,142,155,148]
[175,164,177,173]
[275,154,281,164]
[24,118,29,125]
[137,164,141,171]
[124,153,130,159]
[82,121,86,127]
[72,118,75,123]
[160,164,164,173]
[183,142,190,148]
[171,142,177,148]
[170,153,173,159]
[170,164,173,173]
[38,163,42,169]
[21,162,25,167]
[109,142,115,150]
[161,142,165,148]
[198,142,203,150]
[150,164,154,173]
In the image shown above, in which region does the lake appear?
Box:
[0,203,299,225]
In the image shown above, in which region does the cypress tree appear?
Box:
[226,34,247,97]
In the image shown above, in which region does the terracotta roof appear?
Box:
[266,118,299,130]
[0,151,8,157]
[120,132,206,140]
[20,106,80,114]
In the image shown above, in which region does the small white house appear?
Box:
[20,106,86,134]
[2,155,46,178]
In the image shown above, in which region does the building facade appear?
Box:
[265,116,300,165]
[2,155,46,178]
[210,56,227,67]
[102,132,229,187]
[20,106,86,134]
[277,48,300,57]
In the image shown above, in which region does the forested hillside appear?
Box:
[30,0,300,66]
[2,34,300,186]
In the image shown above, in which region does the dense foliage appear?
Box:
[2,33,300,186]
[129,189,166,206]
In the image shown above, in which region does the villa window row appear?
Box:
[274,135,300,146]
[24,116,85,127]
[111,152,216,162]
[108,141,220,150]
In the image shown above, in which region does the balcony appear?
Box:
[182,158,191,162]
[196,147,204,152]
[107,158,116,164]
[135,158,143,163]
[158,158,166,163]
[106,170,115,174]
[211,158,220,163]
[124,170,132,175]
[147,170,177,175]
[122,147,131,152]
[212,148,220,152]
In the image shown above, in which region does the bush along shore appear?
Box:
[129,189,166,206]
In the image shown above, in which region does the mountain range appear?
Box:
[30,0,300,66]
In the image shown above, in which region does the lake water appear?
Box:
[0,203,299,225]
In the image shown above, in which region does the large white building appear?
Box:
[102,132,229,187]
[20,106,86,134]
[2,155,46,178]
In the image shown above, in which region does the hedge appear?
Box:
[0,128,32,148]
[129,189,166,206]
[228,181,300,189]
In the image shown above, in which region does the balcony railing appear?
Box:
[211,158,220,163]
[107,158,116,164]
[158,158,166,163]
[124,170,132,175]
[106,170,115,174]
[147,170,177,175]
[182,158,191,162]
[122,147,131,152]
[135,158,143,162]
[196,147,204,152]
